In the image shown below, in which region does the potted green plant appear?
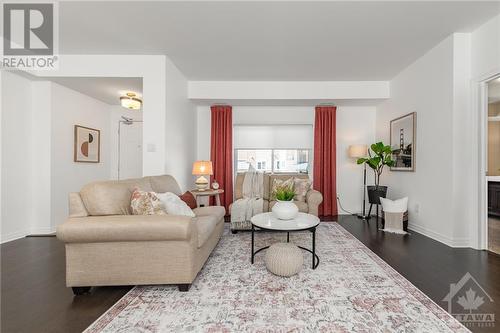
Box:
[272,183,299,220]
[356,142,395,205]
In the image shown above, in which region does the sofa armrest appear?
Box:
[306,190,323,216]
[57,215,194,243]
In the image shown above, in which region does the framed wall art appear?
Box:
[74,125,100,163]
[390,112,416,171]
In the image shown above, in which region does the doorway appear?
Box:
[487,78,500,254]
[118,119,143,179]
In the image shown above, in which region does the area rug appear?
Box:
[84,223,468,333]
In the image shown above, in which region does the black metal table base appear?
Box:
[251,226,319,269]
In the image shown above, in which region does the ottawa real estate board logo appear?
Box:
[443,272,495,328]
[2,2,58,70]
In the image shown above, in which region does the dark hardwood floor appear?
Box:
[2,216,499,333]
[337,215,499,333]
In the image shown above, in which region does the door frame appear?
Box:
[476,71,500,250]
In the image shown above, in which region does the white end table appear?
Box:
[250,212,320,269]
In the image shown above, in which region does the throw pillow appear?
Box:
[179,191,197,209]
[156,192,196,217]
[293,177,312,202]
[270,177,294,201]
[130,189,166,215]
[380,197,408,213]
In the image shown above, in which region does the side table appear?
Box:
[190,189,224,207]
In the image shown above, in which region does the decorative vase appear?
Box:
[272,200,299,220]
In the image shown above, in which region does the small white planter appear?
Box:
[272,200,299,220]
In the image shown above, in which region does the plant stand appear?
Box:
[367,203,381,229]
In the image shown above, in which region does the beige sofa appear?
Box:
[230,173,323,231]
[56,175,224,295]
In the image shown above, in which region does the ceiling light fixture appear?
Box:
[120,92,142,110]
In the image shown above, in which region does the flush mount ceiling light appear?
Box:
[120,92,142,110]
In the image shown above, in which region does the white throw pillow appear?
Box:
[156,192,195,217]
[380,197,408,213]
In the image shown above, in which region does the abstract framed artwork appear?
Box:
[390,112,416,171]
[74,125,100,163]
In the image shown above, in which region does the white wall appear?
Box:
[1,71,136,242]
[165,58,196,191]
[1,72,35,242]
[189,81,389,101]
[376,35,474,247]
[28,55,167,176]
[471,14,500,80]
[196,105,376,214]
[31,81,52,234]
[50,82,112,230]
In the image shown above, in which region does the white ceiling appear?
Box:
[48,77,142,105]
[59,1,500,81]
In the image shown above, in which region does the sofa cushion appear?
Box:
[269,200,308,213]
[69,193,89,217]
[147,175,182,195]
[80,178,153,216]
[194,215,218,248]
[234,173,245,200]
[293,177,312,202]
[193,206,226,223]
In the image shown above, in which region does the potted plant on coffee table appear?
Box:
[272,184,299,220]
[356,142,395,205]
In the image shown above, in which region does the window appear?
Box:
[236,149,310,174]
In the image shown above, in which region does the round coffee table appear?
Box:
[250,212,320,269]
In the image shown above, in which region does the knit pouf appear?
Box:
[264,242,304,277]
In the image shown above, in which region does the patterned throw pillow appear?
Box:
[270,177,294,201]
[294,177,312,202]
[130,189,166,215]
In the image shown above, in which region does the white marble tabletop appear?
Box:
[251,212,320,231]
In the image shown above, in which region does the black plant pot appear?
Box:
[367,185,388,205]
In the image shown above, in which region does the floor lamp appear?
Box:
[348,145,370,220]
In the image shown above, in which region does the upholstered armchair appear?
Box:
[229,173,323,231]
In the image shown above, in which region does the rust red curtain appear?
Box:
[313,106,338,216]
[210,105,233,212]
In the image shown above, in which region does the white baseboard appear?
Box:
[1,227,56,244]
[1,229,30,244]
[408,222,471,248]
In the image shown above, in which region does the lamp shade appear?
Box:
[192,160,213,175]
[348,144,368,158]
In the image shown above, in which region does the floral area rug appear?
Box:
[84,223,468,333]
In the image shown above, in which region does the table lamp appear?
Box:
[192,160,213,191]
[348,145,369,220]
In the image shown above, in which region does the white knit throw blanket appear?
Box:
[230,167,264,224]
